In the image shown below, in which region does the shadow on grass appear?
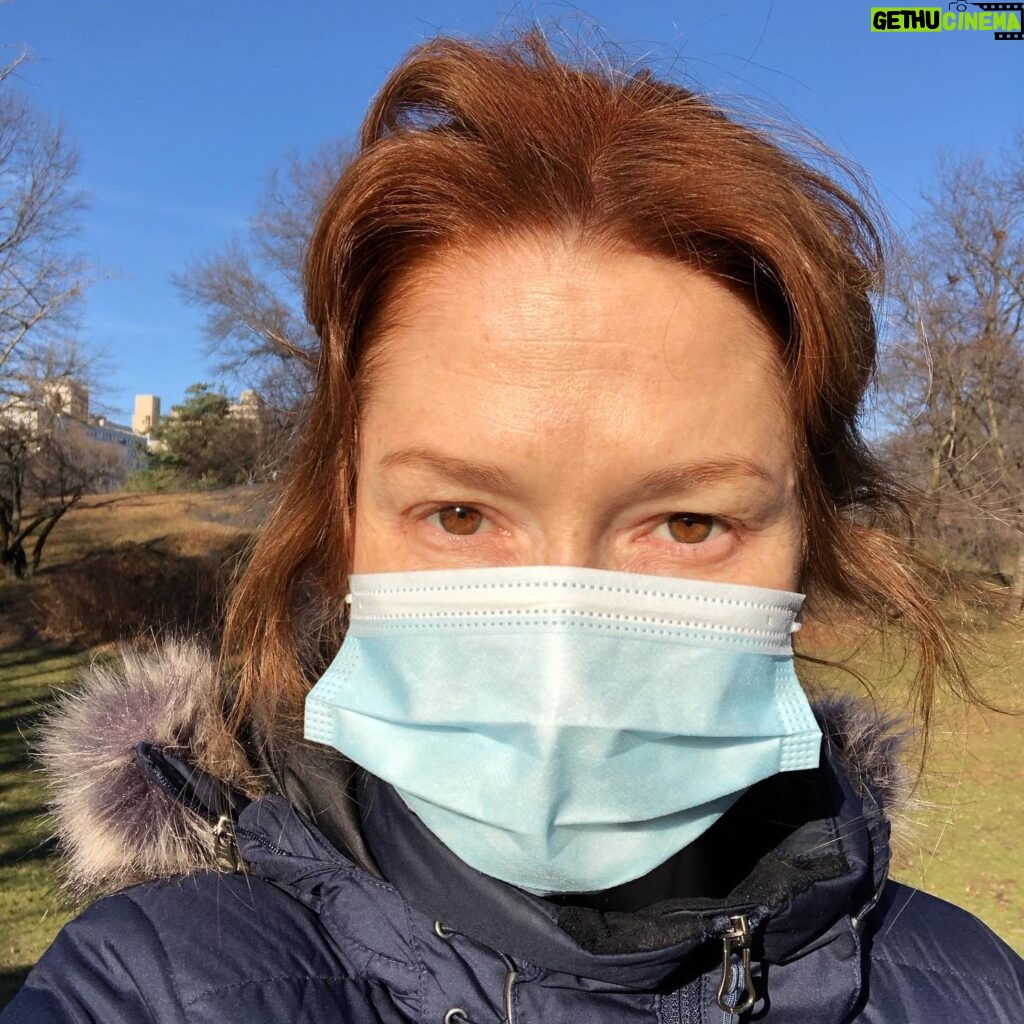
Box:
[0,649,67,671]
[0,642,87,676]
[0,803,57,864]
[0,699,54,745]
[0,648,85,778]
[0,837,58,867]
[0,642,87,995]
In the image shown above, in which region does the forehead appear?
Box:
[361,235,793,466]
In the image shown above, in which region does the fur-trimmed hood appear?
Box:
[35,637,915,904]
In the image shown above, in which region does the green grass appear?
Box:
[0,644,95,1006]
[900,705,1024,944]
[890,653,1024,949]
[801,619,1024,952]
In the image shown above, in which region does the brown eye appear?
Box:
[435,505,484,535]
[666,513,715,544]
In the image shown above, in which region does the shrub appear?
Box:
[32,536,248,647]
[123,467,185,493]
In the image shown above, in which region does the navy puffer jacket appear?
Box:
[3,640,1022,1022]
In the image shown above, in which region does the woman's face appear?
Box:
[352,235,803,590]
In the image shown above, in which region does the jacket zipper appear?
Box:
[212,814,241,871]
[500,953,518,1024]
[716,913,756,1019]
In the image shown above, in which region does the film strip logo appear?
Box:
[955,1,1024,38]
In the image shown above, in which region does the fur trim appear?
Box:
[35,639,915,903]
[816,693,915,815]
[36,638,270,903]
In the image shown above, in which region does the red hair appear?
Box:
[219,28,978,749]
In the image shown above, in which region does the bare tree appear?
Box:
[0,79,86,401]
[0,342,126,576]
[882,144,1024,607]
[173,141,351,459]
[0,61,108,577]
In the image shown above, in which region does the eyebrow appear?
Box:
[630,457,776,503]
[379,446,519,494]
[378,445,776,502]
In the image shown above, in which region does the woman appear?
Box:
[4,27,1022,1023]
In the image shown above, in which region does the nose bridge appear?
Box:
[538,534,597,568]
[532,499,607,569]
[527,435,615,567]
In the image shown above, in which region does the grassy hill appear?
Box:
[40,486,271,562]
[0,485,1021,1008]
[0,486,270,651]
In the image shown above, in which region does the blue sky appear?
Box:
[3,1,1022,423]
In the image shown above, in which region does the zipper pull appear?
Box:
[716,914,756,1016]
[213,813,241,872]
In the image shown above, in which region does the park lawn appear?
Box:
[802,618,1024,953]
[0,612,1020,1010]
[889,641,1024,950]
[900,703,1023,945]
[0,644,95,1005]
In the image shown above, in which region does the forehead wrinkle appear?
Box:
[366,237,791,388]
[362,239,798,484]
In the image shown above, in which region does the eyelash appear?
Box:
[420,504,733,547]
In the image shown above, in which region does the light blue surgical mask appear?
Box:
[304,565,822,895]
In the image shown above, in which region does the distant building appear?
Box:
[0,380,156,477]
[228,388,263,421]
[2,381,268,479]
[86,412,150,473]
[2,380,89,433]
[132,394,161,434]
[45,380,89,421]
